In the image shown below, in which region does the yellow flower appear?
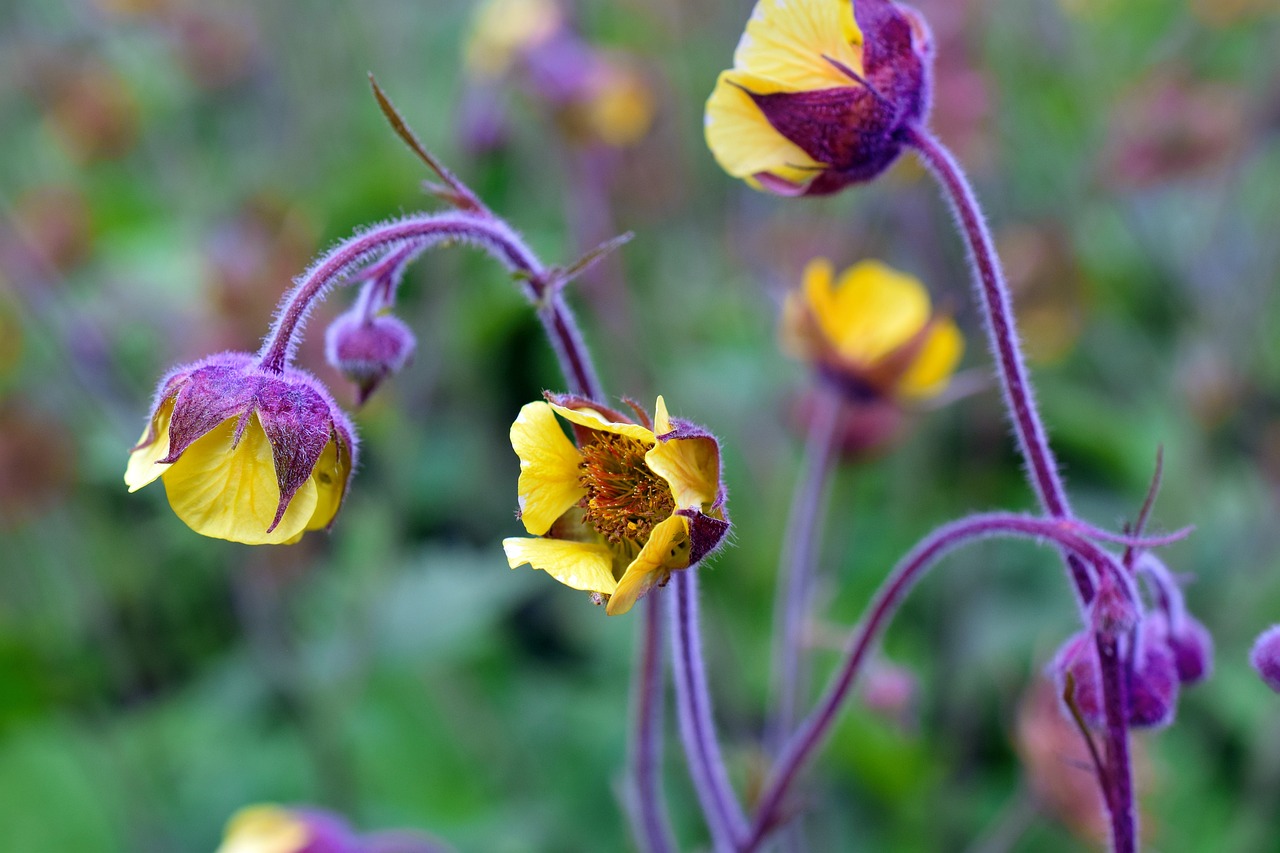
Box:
[781,258,963,400]
[704,0,932,195]
[125,354,356,545]
[217,806,310,853]
[503,396,729,616]
[465,0,564,79]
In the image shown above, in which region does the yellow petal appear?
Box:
[733,0,863,91]
[705,71,824,184]
[161,415,318,545]
[899,318,964,399]
[305,437,348,531]
[217,805,310,853]
[826,260,931,365]
[511,401,586,536]
[546,402,656,445]
[607,515,691,616]
[646,439,720,514]
[503,536,619,595]
[124,397,175,492]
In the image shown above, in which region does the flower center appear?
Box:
[577,432,674,545]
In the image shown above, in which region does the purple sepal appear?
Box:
[1249,625,1280,694]
[291,808,362,853]
[160,361,259,462]
[256,376,336,532]
[1150,612,1214,686]
[743,0,932,196]
[679,508,730,565]
[324,310,417,405]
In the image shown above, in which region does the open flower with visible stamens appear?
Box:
[124,352,356,545]
[782,258,962,402]
[503,396,729,616]
[705,0,932,196]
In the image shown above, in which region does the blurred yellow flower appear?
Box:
[465,0,563,79]
[782,259,963,400]
[216,806,310,853]
[503,397,728,616]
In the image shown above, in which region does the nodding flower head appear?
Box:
[1053,621,1180,730]
[124,353,356,545]
[325,309,417,405]
[1250,625,1280,694]
[705,0,932,196]
[503,395,729,616]
[216,805,357,853]
[781,258,962,402]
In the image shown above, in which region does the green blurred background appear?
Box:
[2,0,1279,849]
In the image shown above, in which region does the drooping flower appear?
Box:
[503,396,729,616]
[124,352,356,545]
[705,0,932,196]
[781,258,962,402]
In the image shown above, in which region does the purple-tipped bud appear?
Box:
[124,352,357,545]
[1250,625,1280,693]
[1156,613,1215,685]
[1052,622,1180,730]
[325,310,416,405]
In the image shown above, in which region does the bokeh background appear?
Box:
[2,0,1280,850]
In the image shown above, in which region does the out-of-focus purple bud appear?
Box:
[1090,576,1138,638]
[1250,625,1280,693]
[1150,612,1214,685]
[860,660,918,729]
[325,310,416,405]
[1052,622,1180,730]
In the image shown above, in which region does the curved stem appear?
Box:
[742,513,1122,850]
[255,212,543,375]
[671,570,748,851]
[769,388,842,750]
[628,594,677,853]
[902,126,1094,603]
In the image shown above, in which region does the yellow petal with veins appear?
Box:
[646,400,720,513]
[547,402,656,445]
[504,536,619,595]
[161,414,318,545]
[124,397,175,492]
[705,71,823,184]
[608,515,691,616]
[511,402,586,535]
[733,0,863,91]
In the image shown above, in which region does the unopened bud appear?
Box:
[1249,624,1280,693]
[325,311,416,404]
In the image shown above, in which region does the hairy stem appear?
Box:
[743,514,1123,850]
[671,570,748,851]
[769,388,842,750]
[1097,632,1137,852]
[629,595,677,853]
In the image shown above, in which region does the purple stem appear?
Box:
[769,387,842,751]
[629,594,677,853]
[1096,632,1136,852]
[742,513,1125,851]
[903,126,1136,845]
[254,211,601,398]
[901,125,1094,602]
[671,570,748,851]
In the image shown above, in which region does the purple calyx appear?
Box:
[1054,620,1180,730]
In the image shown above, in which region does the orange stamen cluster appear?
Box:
[577,432,674,545]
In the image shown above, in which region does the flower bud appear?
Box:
[1250,624,1280,694]
[124,352,356,545]
[705,0,933,196]
[324,310,417,404]
[1153,612,1214,685]
[1052,621,1180,730]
